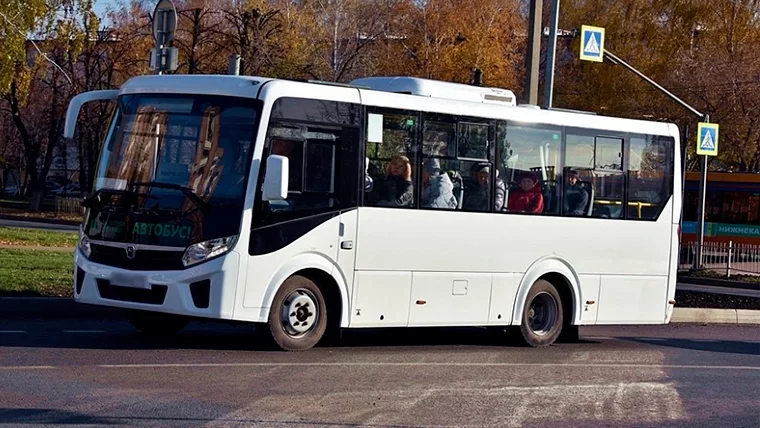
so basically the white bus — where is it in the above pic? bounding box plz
[64,74,681,351]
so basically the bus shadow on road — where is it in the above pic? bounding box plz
[0,322,602,352]
[0,408,116,425]
[329,326,601,350]
[617,336,759,356]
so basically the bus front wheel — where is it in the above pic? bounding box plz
[518,279,564,347]
[266,275,327,351]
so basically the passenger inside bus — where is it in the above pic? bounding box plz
[563,169,590,216]
[421,158,458,209]
[507,171,544,214]
[374,154,414,207]
[462,162,506,212]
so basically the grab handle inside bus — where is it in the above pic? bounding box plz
[262,155,289,201]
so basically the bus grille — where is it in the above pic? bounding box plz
[96,279,168,305]
[89,244,185,271]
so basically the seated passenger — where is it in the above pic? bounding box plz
[421,158,457,209]
[563,170,589,216]
[507,172,544,214]
[375,155,414,207]
[463,162,506,212]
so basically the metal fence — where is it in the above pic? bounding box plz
[679,241,760,276]
[55,196,85,216]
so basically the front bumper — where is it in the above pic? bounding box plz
[73,247,240,320]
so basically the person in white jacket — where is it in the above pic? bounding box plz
[421,158,457,209]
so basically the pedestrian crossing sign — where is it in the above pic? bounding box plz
[696,122,719,156]
[580,25,605,62]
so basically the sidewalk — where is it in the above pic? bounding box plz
[677,283,760,298]
[0,215,80,231]
[677,273,759,291]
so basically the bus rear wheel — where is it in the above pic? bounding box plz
[128,310,189,336]
[266,275,327,351]
[518,279,563,347]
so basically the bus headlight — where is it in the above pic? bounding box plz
[182,235,238,267]
[79,230,91,258]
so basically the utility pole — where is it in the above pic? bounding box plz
[694,115,710,268]
[523,0,542,105]
[543,0,561,109]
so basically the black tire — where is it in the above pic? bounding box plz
[128,310,189,336]
[266,275,327,351]
[518,279,564,347]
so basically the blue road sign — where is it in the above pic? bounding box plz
[696,122,719,156]
[580,25,605,62]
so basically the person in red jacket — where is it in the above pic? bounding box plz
[507,172,544,214]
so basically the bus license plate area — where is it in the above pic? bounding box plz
[109,272,151,289]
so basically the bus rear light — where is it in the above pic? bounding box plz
[669,300,676,305]
[585,300,595,305]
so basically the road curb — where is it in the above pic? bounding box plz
[670,307,760,324]
[1,297,758,324]
[0,214,81,227]
[0,297,126,320]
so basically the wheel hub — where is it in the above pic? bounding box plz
[281,289,318,337]
[528,292,557,335]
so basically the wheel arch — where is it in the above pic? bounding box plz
[258,252,350,328]
[511,256,582,326]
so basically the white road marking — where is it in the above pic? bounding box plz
[62,330,106,333]
[0,330,27,334]
[205,381,685,428]
[89,362,760,370]
[0,366,55,370]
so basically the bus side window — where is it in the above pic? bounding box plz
[628,135,674,220]
[421,113,458,210]
[498,122,561,215]
[364,109,418,209]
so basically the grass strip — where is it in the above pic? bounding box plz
[0,227,77,248]
[0,248,73,297]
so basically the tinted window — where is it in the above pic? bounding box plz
[270,97,359,125]
[254,99,361,229]
[266,123,340,215]
[628,134,674,220]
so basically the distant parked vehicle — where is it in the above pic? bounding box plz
[51,184,83,197]
[2,185,20,197]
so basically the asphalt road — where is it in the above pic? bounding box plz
[0,218,78,232]
[0,320,757,428]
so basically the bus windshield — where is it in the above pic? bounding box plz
[83,93,261,247]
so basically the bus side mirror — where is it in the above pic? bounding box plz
[64,90,119,138]
[262,155,289,201]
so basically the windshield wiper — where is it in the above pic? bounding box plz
[128,181,211,212]
[81,187,157,209]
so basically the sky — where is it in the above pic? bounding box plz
[91,0,129,29]
[92,0,115,28]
